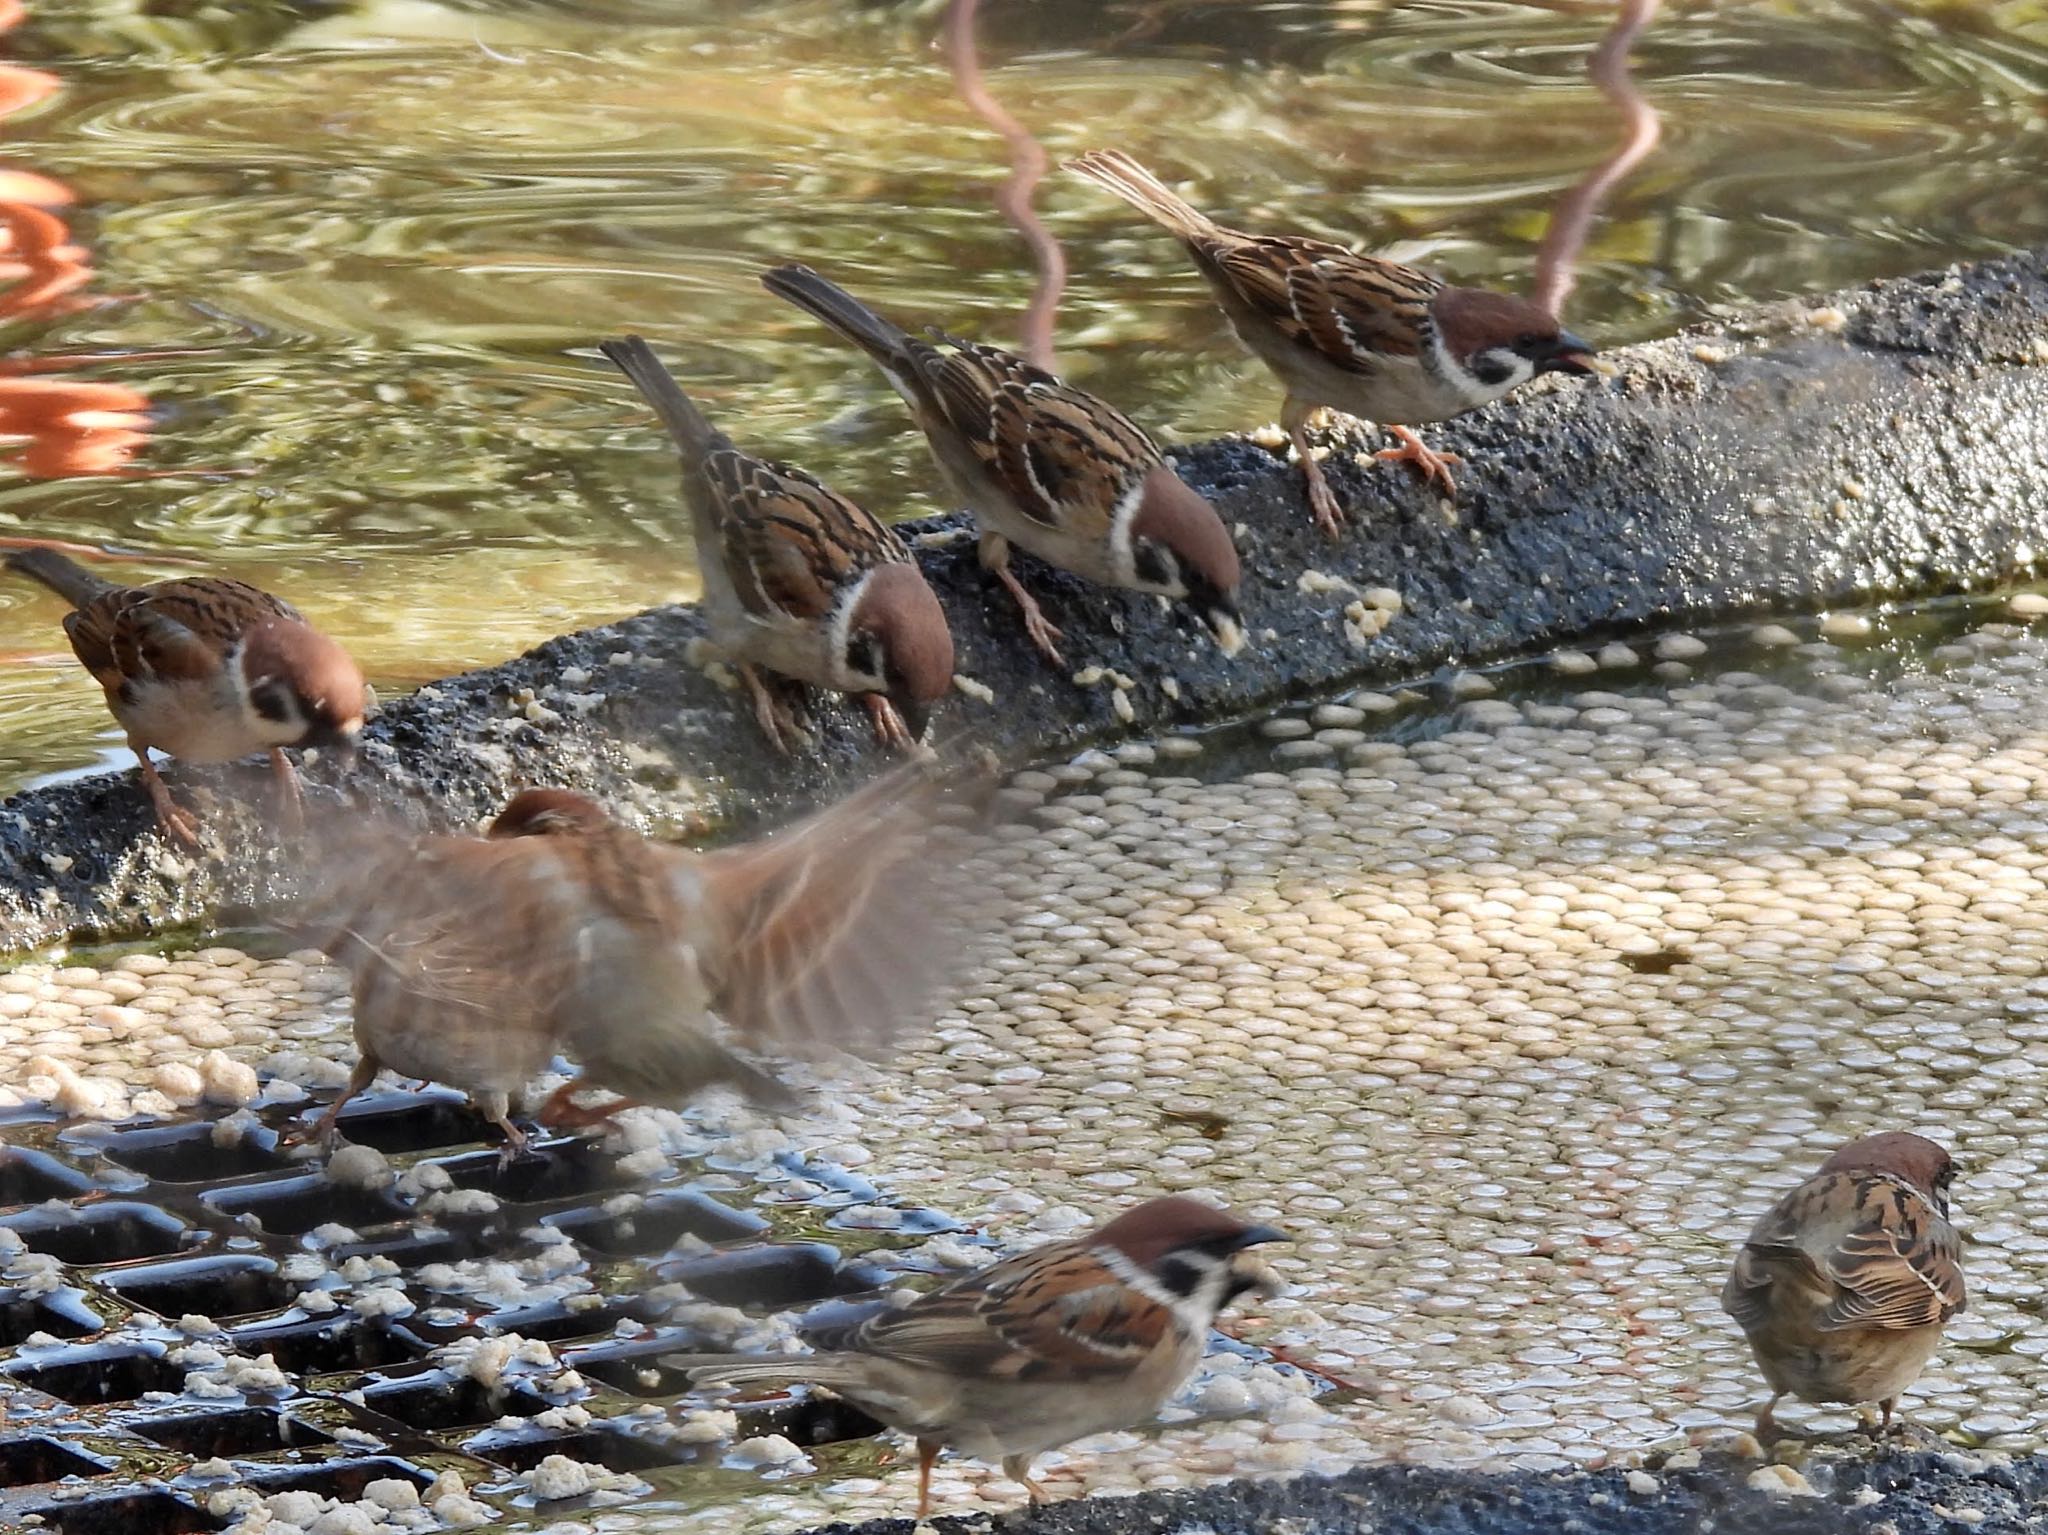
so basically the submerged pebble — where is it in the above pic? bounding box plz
[9,613,2048,1532]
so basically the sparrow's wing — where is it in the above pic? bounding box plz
[925,340,1158,536]
[703,449,905,626]
[70,576,302,691]
[1819,1179,1967,1330]
[1209,235,1440,373]
[691,764,996,1057]
[846,1240,1175,1383]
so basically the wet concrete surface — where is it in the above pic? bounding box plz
[4,248,2048,947]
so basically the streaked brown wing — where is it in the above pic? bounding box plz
[927,341,1157,533]
[693,765,996,1058]
[852,1242,1172,1383]
[1821,1181,1966,1330]
[83,577,298,688]
[702,449,904,624]
[1212,236,1439,372]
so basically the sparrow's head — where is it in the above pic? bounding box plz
[1094,1196,1286,1318]
[1821,1131,1956,1214]
[844,560,955,743]
[1434,287,1597,402]
[240,619,368,761]
[1126,466,1245,656]
[490,788,612,839]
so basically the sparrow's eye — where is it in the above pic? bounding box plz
[1132,538,1177,590]
[1516,332,1546,351]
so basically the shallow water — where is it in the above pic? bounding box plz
[10,596,2048,1530]
[0,0,2045,790]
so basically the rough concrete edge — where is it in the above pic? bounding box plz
[788,1444,2048,1535]
[3,246,2046,947]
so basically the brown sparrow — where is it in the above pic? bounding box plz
[295,769,984,1156]
[760,263,1242,665]
[4,546,366,844]
[667,1196,1284,1516]
[599,336,954,754]
[1722,1131,1965,1437]
[1065,149,1597,535]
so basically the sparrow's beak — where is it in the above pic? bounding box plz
[1539,331,1599,377]
[888,687,932,745]
[304,718,362,766]
[1233,1223,1288,1250]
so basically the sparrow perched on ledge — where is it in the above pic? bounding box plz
[1721,1131,1965,1438]
[599,336,953,755]
[4,546,366,844]
[760,263,1242,666]
[667,1196,1284,1517]
[1065,149,1597,535]
[296,769,989,1155]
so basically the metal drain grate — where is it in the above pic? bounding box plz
[0,1088,960,1531]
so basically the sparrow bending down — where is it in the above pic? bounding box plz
[1065,149,1597,535]
[599,336,954,755]
[4,546,366,844]
[1721,1131,1965,1438]
[667,1196,1284,1517]
[760,263,1242,666]
[292,767,994,1155]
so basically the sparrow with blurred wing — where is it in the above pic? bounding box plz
[666,1196,1284,1516]
[760,263,1242,665]
[4,547,366,844]
[1066,149,1597,535]
[293,767,992,1156]
[1722,1131,1965,1437]
[599,336,953,754]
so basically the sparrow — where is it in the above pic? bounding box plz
[292,768,987,1156]
[1065,149,1598,536]
[760,263,1242,666]
[4,546,366,844]
[598,335,954,755]
[667,1195,1285,1516]
[1721,1131,1965,1438]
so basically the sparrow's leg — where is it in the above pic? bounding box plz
[861,692,915,753]
[1002,1453,1048,1504]
[536,1079,640,1132]
[1375,424,1462,496]
[269,747,306,831]
[978,531,1063,664]
[294,1052,380,1150]
[915,1439,940,1519]
[1754,1391,1784,1441]
[133,747,203,846]
[1281,395,1343,538]
[1878,1397,1897,1435]
[738,663,804,755]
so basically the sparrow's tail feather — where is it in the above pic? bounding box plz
[695,762,1004,1059]
[1065,149,1217,239]
[4,546,116,609]
[599,335,726,463]
[758,263,947,419]
[663,1352,877,1395]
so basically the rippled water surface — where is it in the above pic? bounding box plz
[0,0,2044,789]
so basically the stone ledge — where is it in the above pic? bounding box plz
[3,248,2046,947]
